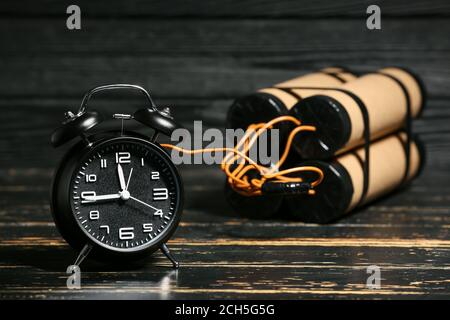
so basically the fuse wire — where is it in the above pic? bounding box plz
[161,115,324,197]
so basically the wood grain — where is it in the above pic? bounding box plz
[0,0,449,300]
[0,18,449,99]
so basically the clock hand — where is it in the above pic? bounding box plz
[117,163,126,191]
[125,167,133,191]
[82,193,121,203]
[129,195,162,215]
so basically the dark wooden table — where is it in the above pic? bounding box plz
[0,1,449,299]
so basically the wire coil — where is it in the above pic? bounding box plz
[162,115,324,197]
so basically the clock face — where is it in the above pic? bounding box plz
[69,137,182,252]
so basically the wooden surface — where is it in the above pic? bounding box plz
[0,1,449,299]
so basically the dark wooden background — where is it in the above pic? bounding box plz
[0,0,449,299]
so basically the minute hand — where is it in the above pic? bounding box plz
[129,195,162,214]
[117,164,127,191]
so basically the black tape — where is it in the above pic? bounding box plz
[285,89,302,100]
[280,87,371,205]
[262,181,312,195]
[320,71,347,83]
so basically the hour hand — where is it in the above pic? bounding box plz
[81,193,121,203]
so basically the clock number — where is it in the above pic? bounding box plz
[143,223,153,233]
[119,227,135,240]
[81,191,96,203]
[100,225,110,234]
[85,174,97,183]
[89,210,99,220]
[100,159,107,168]
[151,171,160,180]
[153,188,168,201]
[115,152,131,164]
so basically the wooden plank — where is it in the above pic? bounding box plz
[2,18,449,57]
[0,203,448,299]
[0,18,449,98]
[1,240,449,268]
[1,0,450,17]
[0,242,448,299]
[0,267,448,299]
[1,186,447,300]
[1,220,450,244]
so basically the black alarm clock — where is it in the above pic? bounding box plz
[50,84,183,268]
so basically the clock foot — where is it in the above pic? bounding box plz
[73,243,93,267]
[160,243,179,269]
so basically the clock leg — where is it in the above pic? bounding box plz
[73,243,93,267]
[160,243,179,269]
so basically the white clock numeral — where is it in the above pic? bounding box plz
[100,225,110,234]
[154,209,163,218]
[89,210,99,220]
[85,174,97,183]
[143,223,153,233]
[81,191,96,203]
[119,227,135,240]
[100,159,107,168]
[151,171,160,180]
[153,188,168,201]
[115,152,131,164]
[141,158,145,167]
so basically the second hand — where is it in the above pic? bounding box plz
[129,195,162,214]
[126,167,134,191]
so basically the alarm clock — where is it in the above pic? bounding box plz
[50,84,183,268]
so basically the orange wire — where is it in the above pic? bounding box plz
[161,115,324,197]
